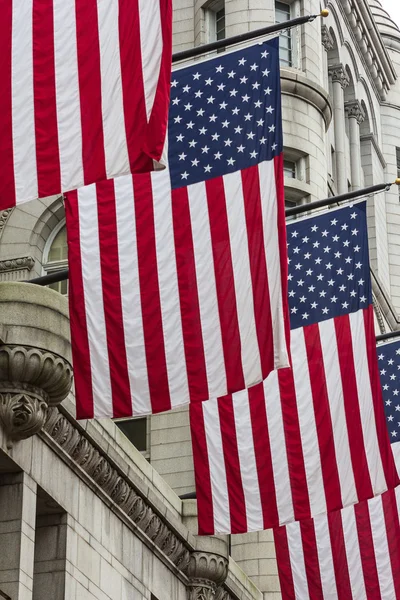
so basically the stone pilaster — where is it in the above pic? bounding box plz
[345,100,365,190]
[328,64,350,194]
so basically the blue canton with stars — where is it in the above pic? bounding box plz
[286,203,372,330]
[378,340,400,445]
[168,38,282,190]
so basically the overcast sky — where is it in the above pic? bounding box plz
[380,0,400,29]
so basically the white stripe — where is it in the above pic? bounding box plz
[395,485,400,519]
[291,328,326,517]
[114,176,151,414]
[258,160,289,370]
[342,505,367,600]
[349,310,387,494]
[11,0,38,203]
[369,495,395,598]
[313,514,338,598]
[53,0,84,191]
[138,0,162,121]
[392,441,400,478]
[77,185,113,418]
[97,0,130,179]
[232,391,263,531]
[318,319,357,507]
[263,370,294,524]
[187,181,226,398]
[286,521,309,600]
[202,399,231,533]
[151,170,190,408]
[223,170,262,386]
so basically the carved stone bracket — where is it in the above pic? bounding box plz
[328,64,350,89]
[0,256,35,273]
[42,408,191,573]
[345,100,365,125]
[0,345,73,445]
[186,551,229,600]
[321,24,334,52]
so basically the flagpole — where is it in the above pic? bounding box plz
[172,10,329,64]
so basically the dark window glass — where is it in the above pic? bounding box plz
[275,1,292,67]
[115,418,147,452]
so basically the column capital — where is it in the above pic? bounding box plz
[328,64,350,88]
[321,25,334,52]
[186,549,228,600]
[345,100,365,124]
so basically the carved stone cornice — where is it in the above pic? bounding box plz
[0,256,35,273]
[328,64,350,89]
[214,588,232,600]
[42,408,191,573]
[186,551,229,600]
[345,100,365,124]
[0,345,73,444]
[321,24,334,51]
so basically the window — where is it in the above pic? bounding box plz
[42,221,68,296]
[115,417,148,456]
[275,1,292,67]
[204,0,225,43]
[284,160,296,179]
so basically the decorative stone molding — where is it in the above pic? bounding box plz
[280,68,333,130]
[186,551,229,600]
[0,209,13,241]
[345,100,365,124]
[0,345,73,444]
[328,64,350,89]
[373,292,386,335]
[0,256,35,273]
[42,407,191,573]
[214,588,232,600]
[321,24,334,52]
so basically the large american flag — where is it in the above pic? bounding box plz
[274,339,400,600]
[0,0,172,209]
[65,39,290,419]
[190,203,399,535]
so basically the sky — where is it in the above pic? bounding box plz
[380,0,400,29]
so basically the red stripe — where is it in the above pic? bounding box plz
[96,180,132,417]
[335,313,373,500]
[133,173,171,413]
[171,186,208,403]
[64,191,94,419]
[328,510,353,599]
[218,395,247,533]
[364,307,400,489]
[303,323,342,513]
[274,154,290,351]
[273,526,296,600]
[299,520,324,599]
[241,166,274,378]
[206,177,245,393]
[142,0,172,163]
[354,500,382,600]
[279,367,311,521]
[0,0,16,208]
[33,0,61,198]
[119,0,153,172]
[189,402,215,535]
[75,0,106,185]
[248,383,279,528]
[382,489,400,599]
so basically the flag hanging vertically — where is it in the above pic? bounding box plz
[190,203,399,535]
[0,0,172,210]
[65,39,290,419]
[274,338,400,600]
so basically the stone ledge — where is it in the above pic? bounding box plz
[280,68,333,130]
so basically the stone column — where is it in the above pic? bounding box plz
[186,538,228,600]
[0,283,72,448]
[328,64,350,195]
[0,472,37,600]
[345,100,365,190]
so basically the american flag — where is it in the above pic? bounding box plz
[190,203,399,535]
[274,339,400,600]
[65,39,290,419]
[0,0,172,209]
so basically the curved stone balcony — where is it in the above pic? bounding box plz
[0,282,73,446]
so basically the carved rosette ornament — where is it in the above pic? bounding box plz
[0,345,73,445]
[186,551,229,600]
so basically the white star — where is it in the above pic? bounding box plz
[199,127,207,135]
[215,65,224,73]
[293,247,300,254]
[224,139,233,147]
[254,100,262,108]
[350,290,357,297]
[244,113,252,121]
[197,108,205,116]
[347,274,354,281]
[217,83,225,91]
[302,312,309,320]
[186,121,194,130]
[325,262,332,269]
[358,279,364,286]
[195,90,203,98]
[209,114,217,123]
[222,120,230,128]
[266,106,274,113]
[388,415,394,421]
[171,80,178,87]
[355,262,362,269]
[311,225,318,232]
[311,302,318,309]
[183,84,191,93]
[242,94,250,102]
[299,296,306,303]
[269,124,276,132]
[214,152,222,159]
[291,231,299,237]
[350,211,357,219]
[240,76,248,84]
[262,68,270,76]
[207,96,215,104]
[337,268,344,275]
[191,159,199,167]
[334,251,341,258]
[237,145,245,153]
[204,165,212,173]
[317,274,324,281]
[232,107,240,115]
[201,146,209,153]
[188,140,197,148]
[238,58,246,66]
[252,82,260,90]
[343,240,350,247]
[228,70,236,78]
[178,152,186,161]
[320,290,327,298]
[227,157,236,166]
[392,431,398,437]
[220,101,227,109]
[360,295,367,302]
[291,306,298,314]
[331,296,338,303]
[230,89,238,97]
[322,307,329,314]
[288,290,296,297]
[331,218,338,226]
[342,301,349,309]
[271,143,277,150]
[193,72,201,80]
[339,285,346,292]
[297,279,304,287]
[211,133,220,141]
[345,257,352,264]
[174,116,182,123]
[332,235,339,242]
[260,137,267,145]
[379,354,384,360]
[308,285,315,292]
[181,172,189,180]
[323,246,331,253]
[322,230,329,237]
[315,257,322,264]
[172,98,180,105]
[261,50,269,58]
[247,132,255,140]
[205,78,213,85]
[264,87,272,95]
[250,63,258,71]
[386,399,392,406]
[176,134,184,142]
[341,223,348,230]
[184,103,193,111]
[250,150,257,158]
[351,228,359,236]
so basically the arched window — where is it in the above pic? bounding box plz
[42,220,68,295]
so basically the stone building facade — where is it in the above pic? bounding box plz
[1,1,400,599]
